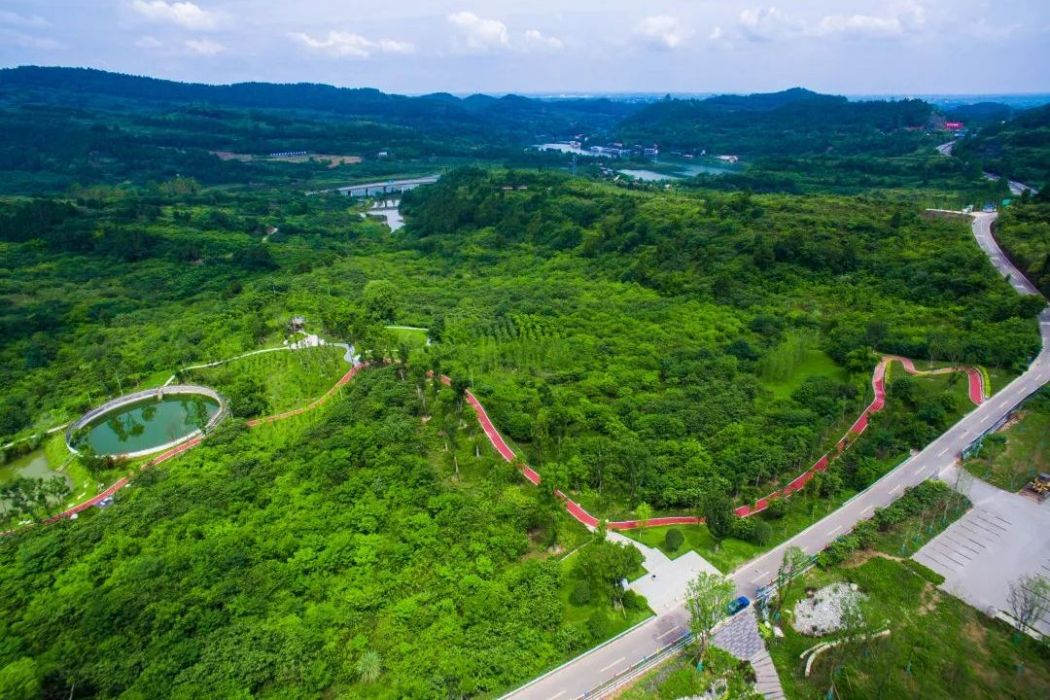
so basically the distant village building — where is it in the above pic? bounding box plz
[717,155,739,164]
[270,151,310,158]
[289,316,306,332]
[945,121,965,131]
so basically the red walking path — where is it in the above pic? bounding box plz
[13,354,981,535]
[449,355,984,531]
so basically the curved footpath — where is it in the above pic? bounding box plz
[501,212,1050,700]
[4,281,990,538]
[457,356,984,531]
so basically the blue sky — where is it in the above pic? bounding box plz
[1,1,1047,94]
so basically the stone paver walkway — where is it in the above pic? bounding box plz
[713,608,785,700]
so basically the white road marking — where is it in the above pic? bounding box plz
[750,571,769,585]
[548,692,566,700]
[656,626,682,641]
[827,526,843,537]
[861,506,874,517]
[937,446,951,456]
[600,657,626,673]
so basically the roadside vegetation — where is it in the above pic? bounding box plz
[963,387,1050,492]
[617,646,761,700]
[766,482,1050,700]
[993,190,1050,297]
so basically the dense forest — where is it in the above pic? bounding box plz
[1,69,1048,699]
[954,103,1050,189]
[617,88,935,156]
[994,189,1050,296]
[397,169,1040,514]
[0,367,651,698]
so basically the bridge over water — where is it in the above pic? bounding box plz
[310,175,441,197]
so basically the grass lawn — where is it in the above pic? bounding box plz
[767,484,1050,700]
[769,556,1050,700]
[886,359,976,408]
[185,345,350,414]
[985,366,1020,394]
[559,547,652,631]
[617,647,760,700]
[758,349,849,401]
[385,325,429,349]
[963,389,1050,491]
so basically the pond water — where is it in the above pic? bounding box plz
[370,199,404,231]
[74,394,220,456]
[618,169,678,181]
[0,449,70,486]
[618,163,734,181]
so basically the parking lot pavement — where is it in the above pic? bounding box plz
[913,466,1050,635]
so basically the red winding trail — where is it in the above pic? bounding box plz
[449,355,985,531]
[14,355,982,535]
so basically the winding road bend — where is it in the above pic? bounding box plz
[500,213,1050,700]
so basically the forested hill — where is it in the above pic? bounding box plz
[0,66,638,136]
[954,103,1050,189]
[617,88,934,156]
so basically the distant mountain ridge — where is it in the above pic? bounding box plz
[0,66,638,133]
[617,87,933,156]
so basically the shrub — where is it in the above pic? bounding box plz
[586,609,612,641]
[664,528,685,552]
[819,535,859,567]
[751,519,773,545]
[569,581,593,606]
[731,516,756,542]
[621,589,646,611]
[763,497,788,520]
[731,516,772,545]
[853,520,878,549]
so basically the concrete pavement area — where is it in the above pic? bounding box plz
[608,531,721,614]
[913,465,1050,636]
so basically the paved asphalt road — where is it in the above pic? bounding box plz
[502,213,1050,700]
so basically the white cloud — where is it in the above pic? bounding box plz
[184,38,225,55]
[736,3,928,43]
[2,29,62,50]
[288,31,414,59]
[0,10,49,28]
[815,14,904,38]
[815,3,925,39]
[737,7,802,42]
[135,35,164,49]
[130,1,218,30]
[447,11,510,53]
[523,29,564,51]
[635,15,692,50]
